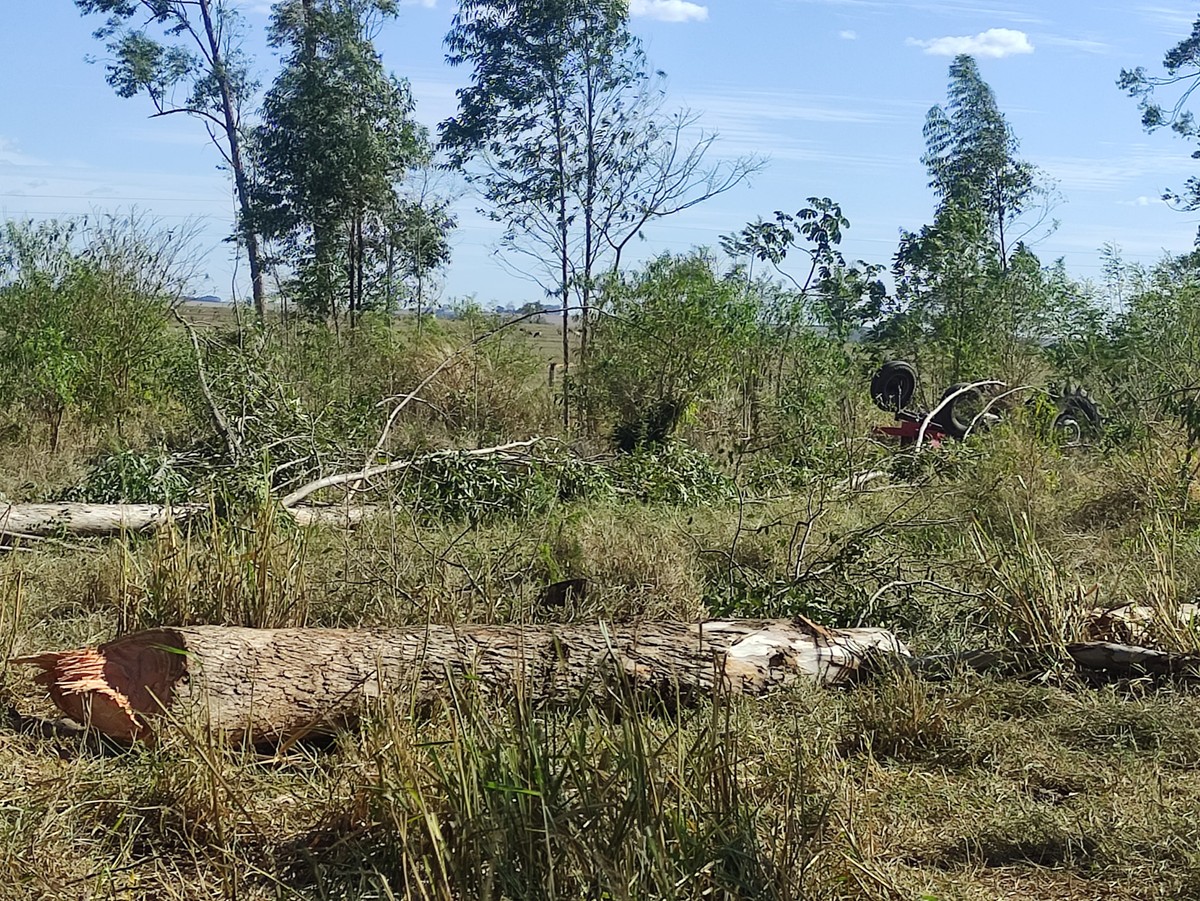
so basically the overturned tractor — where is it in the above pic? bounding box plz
[869,361,1102,445]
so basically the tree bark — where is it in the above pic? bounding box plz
[199,0,266,320]
[13,620,908,744]
[0,503,375,538]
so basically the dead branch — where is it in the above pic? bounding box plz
[280,438,546,509]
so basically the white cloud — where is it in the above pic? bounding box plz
[1118,195,1168,206]
[907,27,1034,58]
[400,0,437,6]
[683,88,899,126]
[629,0,709,23]
[1138,5,1196,33]
[670,88,905,167]
[839,29,858,40]
[789,0,1043,24]
[1041,145,1194,193]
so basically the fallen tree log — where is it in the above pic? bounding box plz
[1066,641,1200,678]
[0,502,377,538]
[0,502,198,537]
[906,641,1200,680]
[13,620,908,744]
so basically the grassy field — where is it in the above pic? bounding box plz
[5,319,1200,901]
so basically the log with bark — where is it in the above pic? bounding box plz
[0,502,376,539]
[0,440,545,539]
[12,619,908,744]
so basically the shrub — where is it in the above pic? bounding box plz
[0,215,189,449]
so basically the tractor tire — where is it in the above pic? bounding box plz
[1053,384,1103,442]
[932,383,986,440]
[871,361,917,413]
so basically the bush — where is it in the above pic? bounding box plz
[583,251,760,450]
[0,215,189,449]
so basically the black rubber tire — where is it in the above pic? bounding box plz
[932,383,985,440]
[1053,384,1103,440]
[871,361,917,413]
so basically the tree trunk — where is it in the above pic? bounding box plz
[0,502,375,538]
[199,0,266,320]
[14,620,908,744]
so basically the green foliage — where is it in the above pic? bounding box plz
[441,0,647,312]
[76,0,256,118]
[63,449,194,504]
[721,197,886,342]
[377,446,728,525]
[442,0,758,380]
[75,0,268,316]
[611,444,731,506]
[161,314,557,500]
[1106,261,1200,442]
[252,0,444,323]
[1120,16,1200,231]
[922,54,1042,251]
[874,56,1063,387]
[0,216,184,449]
[584,251,759,445]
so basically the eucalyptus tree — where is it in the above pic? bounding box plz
[251,0,435,325]
[75,0,267,319]
[922,54,1045,267]
[440,0,759,424]
[885,54,1055,381]
[1120,15,1200,238]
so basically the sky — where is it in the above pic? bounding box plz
[3,0,1200,306]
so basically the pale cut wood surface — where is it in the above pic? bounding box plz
[0,502,374,538]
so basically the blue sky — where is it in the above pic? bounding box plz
[3,0,1200,305]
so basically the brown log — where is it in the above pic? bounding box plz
[908,641,1200,680]
[0,502,377,538]
[1066,641,1200,678]
[13,620,908,744]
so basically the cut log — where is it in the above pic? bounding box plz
[1066,641,1200,678]
[0,502,202,537]
[0,502,377,538]
[908,641,1200,681]
[13,620,908,744]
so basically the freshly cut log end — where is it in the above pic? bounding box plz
[13,629,186,743]
[13,620,909,745]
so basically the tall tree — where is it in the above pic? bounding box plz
[440,0,759,425]
[1120,16,1200,239]
[881,55,1054,381]
[76,0,268,319]
[251,0,438,325]
[922,54,1043,267]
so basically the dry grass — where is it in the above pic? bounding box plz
[7,361,1200,898]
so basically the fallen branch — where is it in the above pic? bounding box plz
[363,307,563,475]
[13,620,909,744]
[907,641,1200,681]
[915,379,1004,450]
[279,438,546,509]
[173,309,241,462]
[1066,641,1200,678]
